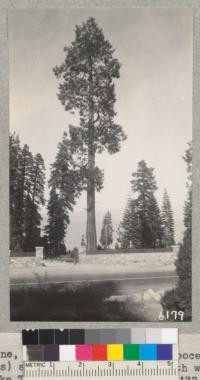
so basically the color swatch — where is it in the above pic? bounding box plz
[23,343,175,362]
[22,328,177,345]
[22,328,178,364]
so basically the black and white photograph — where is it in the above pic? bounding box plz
[9,8,192,321]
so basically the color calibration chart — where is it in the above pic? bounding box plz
[22,328,179,380]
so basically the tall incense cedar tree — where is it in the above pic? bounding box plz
[161,143,192,320]
[161,189,175,247]
[53,17,126,253]
[100,211,113,249]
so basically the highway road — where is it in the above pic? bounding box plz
[10,268,178,321]
[10,267,178,287]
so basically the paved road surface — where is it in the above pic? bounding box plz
[10,268,178,321]
[10,267,178,287]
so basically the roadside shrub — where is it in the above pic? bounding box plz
[161,228,192,321]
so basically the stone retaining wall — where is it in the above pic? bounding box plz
[78,251,176,266]
[10,250,177,269]
[10,257,37,268]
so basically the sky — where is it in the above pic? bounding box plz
[9,8,193,247]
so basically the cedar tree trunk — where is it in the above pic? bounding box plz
[86,144,97,253]
[86,58,97,253]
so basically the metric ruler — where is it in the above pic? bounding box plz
[23,360,178,380]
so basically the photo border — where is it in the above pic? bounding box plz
[0,0,199,332]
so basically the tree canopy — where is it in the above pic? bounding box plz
[100,211,113,249]
[53,17,126,253]
[161,189,175,247]
[10,133,45,251]
[161,142,192,321]
[45,132,84,255]
[130,160,162,248]
[118,160,164,249]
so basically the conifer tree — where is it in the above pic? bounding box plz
[23,153,45,251]
[18,144,34,248]
[10,133,45,251]
[118,198,133,249]
[45,188,68,256]
[147,194,163,248]
[100,211,113,249]
[45,132,84,255]
[118,198,142,249]
[23,195,41,251]
[31,154,45,206]
[130,160,162,248]
[10,142,35,250]
[161,189,175,247]
[49,132,84,208]
[53,17,126,253]
[161,143,192,320]
[10,133,23,250]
